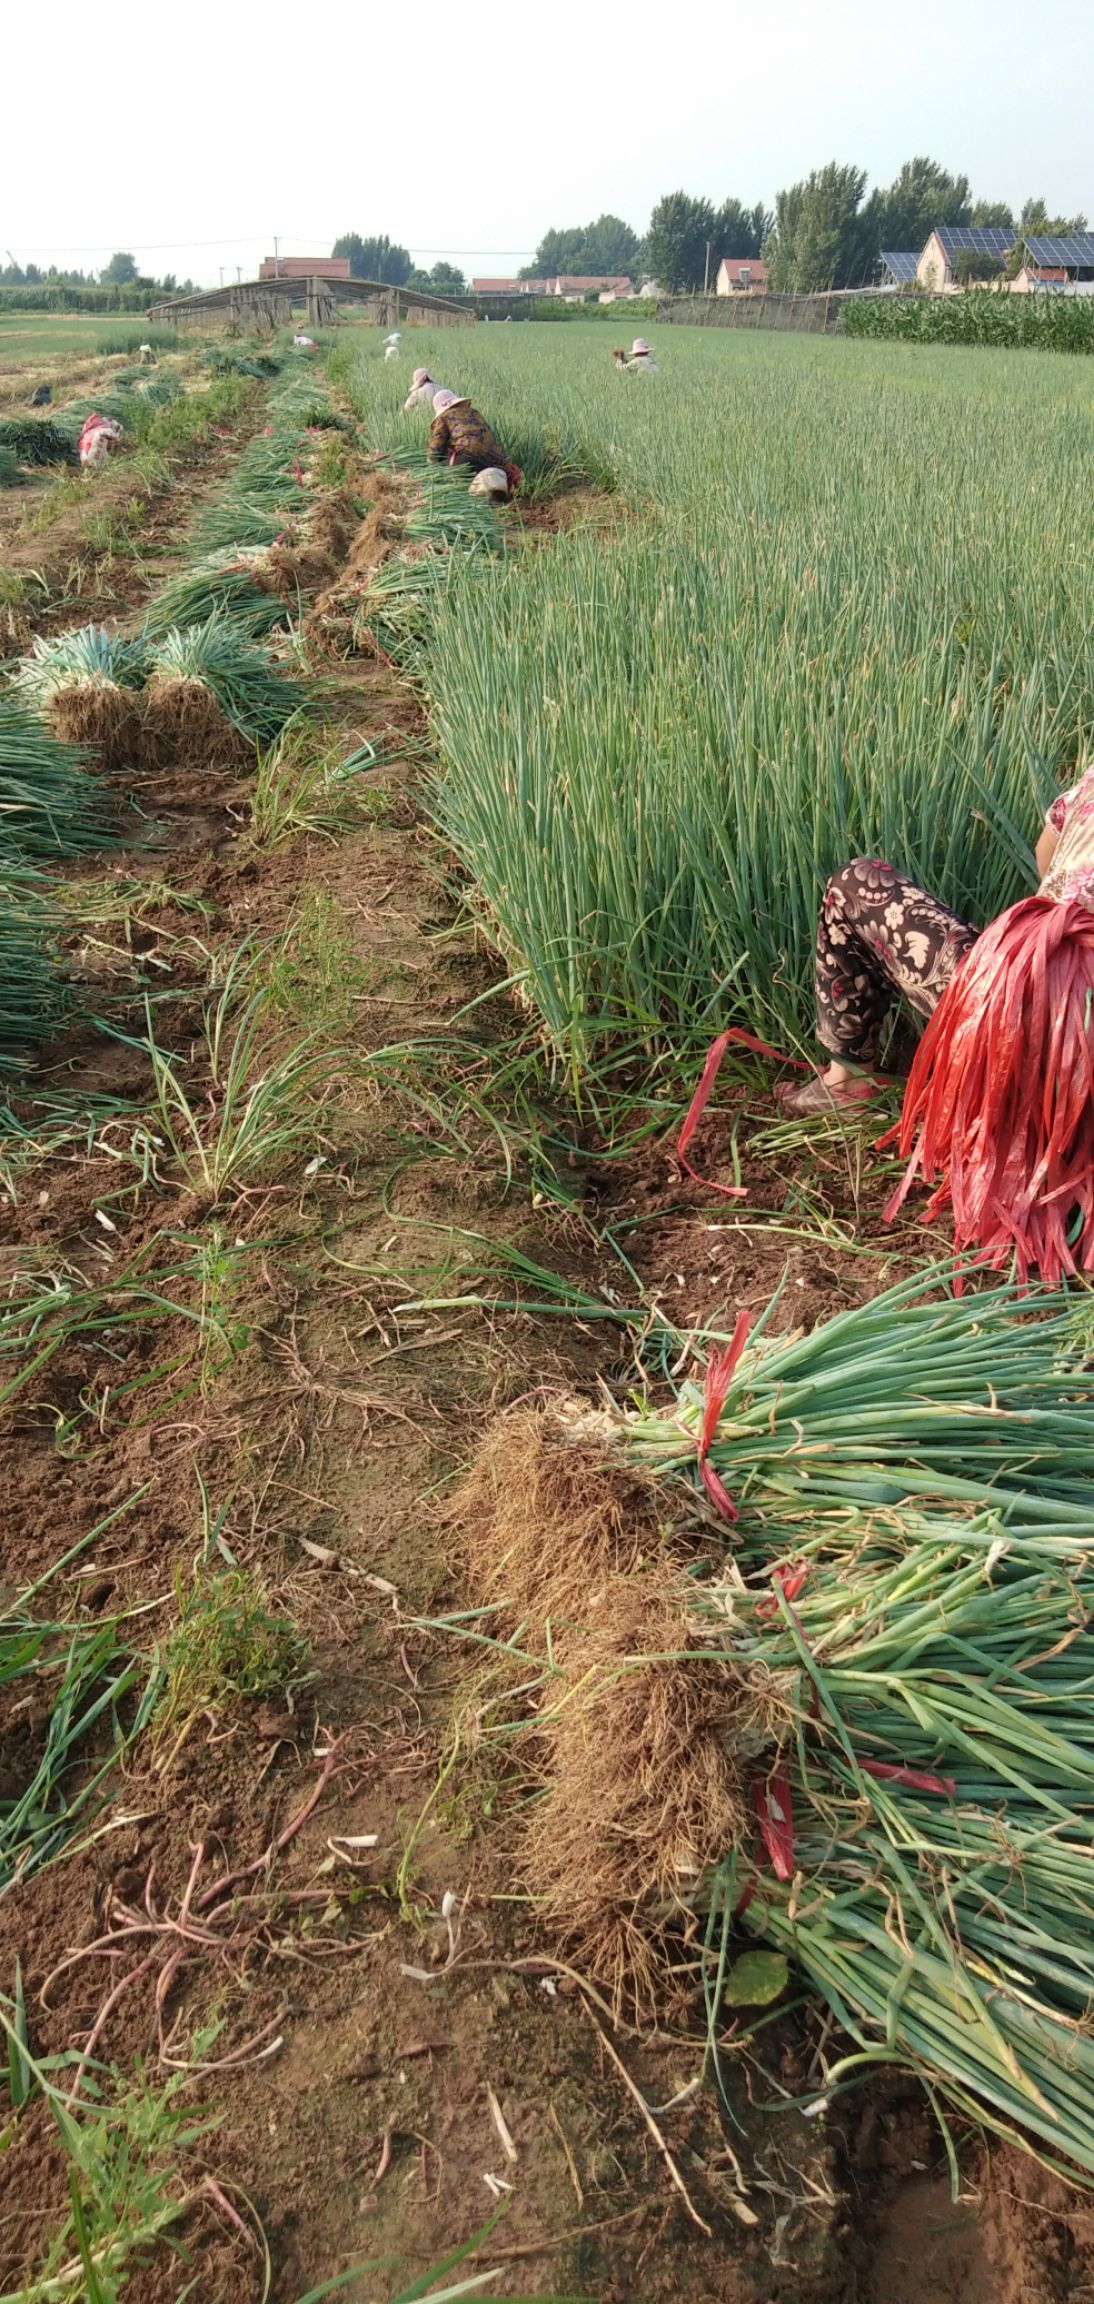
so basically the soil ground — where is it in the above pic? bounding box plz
[1,325,1090,2304]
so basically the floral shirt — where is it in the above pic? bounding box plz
[1042,764,1094,907]
[427,402,504,472]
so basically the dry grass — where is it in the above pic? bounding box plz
[454,1404,744,2011]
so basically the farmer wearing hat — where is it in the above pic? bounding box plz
[625,338,658,372]
[427,389,522,496]
[404,367,442,410]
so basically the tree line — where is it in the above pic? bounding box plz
[331,235,467,294]
[333,165,1088,303]
[1,253,196,296]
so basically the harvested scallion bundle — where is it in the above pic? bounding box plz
[142,616,307,767]
[0,415,78,468]
[694,1515,1094,2177]
[399,456,507,555]
[0,870,67,1069]
[11,625,146,766]
[617,1265,1094,1532]
[142,549,286,640]
[0,702,114,862]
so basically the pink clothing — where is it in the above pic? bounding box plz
[78,413,123,467]
[1042,765,1094,906]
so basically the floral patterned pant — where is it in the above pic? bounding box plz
[815,858,979,1062]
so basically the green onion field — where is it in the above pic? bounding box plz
[1,310,1094,2304]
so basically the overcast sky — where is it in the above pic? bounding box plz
[3,0,1090,285]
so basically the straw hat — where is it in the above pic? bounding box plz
[469,467,509,499]
[411,368,433,387]
[631,338,651,355]
[432,389,469,413]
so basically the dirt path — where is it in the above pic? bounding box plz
[3,449,1094,2304]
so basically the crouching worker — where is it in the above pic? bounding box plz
[777,857,980,1116]
[626,337,658,371]
[78,412,124,468]
[428,389,522,496]
[777,771,1094,1281]
[404,366,442,409]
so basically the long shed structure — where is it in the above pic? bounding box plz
[146,276,475,328]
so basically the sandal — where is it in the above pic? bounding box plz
[775,1073,884,1118]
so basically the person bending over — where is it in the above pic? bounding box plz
[427,389,521,495]
[778,771,1092,1116]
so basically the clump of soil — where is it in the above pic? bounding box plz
[260,536,337,602]
[139,675,249,771]
[455,1403,743,2012]
[48,679,141,768]
[305,484,360,563]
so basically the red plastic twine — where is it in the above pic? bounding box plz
[751,1767,795,1881]
[860,1759,957,1797]
[696,1312,751,1522]
[677,1028,807,1199]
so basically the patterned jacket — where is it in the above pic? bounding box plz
[427,401,504,471]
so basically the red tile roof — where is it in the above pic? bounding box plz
[553,274,633,291]
[718,257,768,284]
[259,257,352,280]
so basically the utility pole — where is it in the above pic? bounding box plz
[273,237,280,277]
[219,266,224,287]
[236,267,241,283]
[703,241,712,296]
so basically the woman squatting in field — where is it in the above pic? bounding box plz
[778,763,1094,1281]
[427,388,522,500]
[780,775,1093,1115]
[404,367,443,409]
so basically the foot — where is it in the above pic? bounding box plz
[775,1068,882,1117]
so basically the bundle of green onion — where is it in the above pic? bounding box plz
[0,869,67,1071]
[142,549,286,640]
[11,625,147,708]
[0,416,77,468]
[697,1515,1094,2176]
[56,389,137,437]
[146,616,307,746]
[191,429,310,555]
[389,451,506,555]
[10,625,146,767]
[0,703,114,864]
[0,446,22,489]
[619,1266,1094,1534]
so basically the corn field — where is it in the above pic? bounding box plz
[844,290,1094,351]
[338,325,1094,1074]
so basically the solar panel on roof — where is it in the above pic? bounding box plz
[881,251,919,282]
[935,225,1014,259]
[1023,233,1094,267]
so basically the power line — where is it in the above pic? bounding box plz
[4,233,537,257]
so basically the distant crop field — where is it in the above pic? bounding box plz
[0,315,180,372]
[0,314,114,365]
